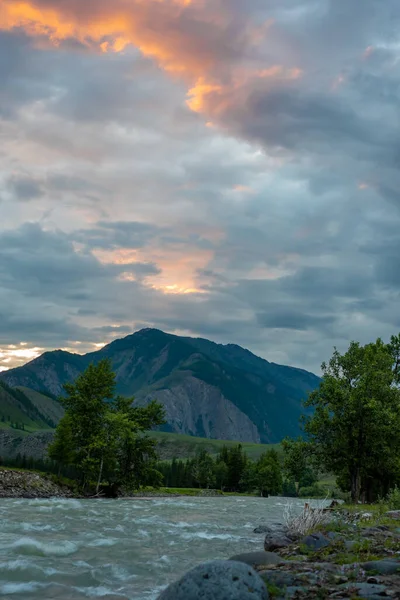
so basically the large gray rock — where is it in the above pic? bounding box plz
[362,559,400,575]
[386,510,400,519]
[254,526,273,534]
[157,560,269,600]
[264,534,292,551]
[229,551,285,568]
[340,582,388,598]
[300,532,331,550]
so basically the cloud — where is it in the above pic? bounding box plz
[1,0,400,375]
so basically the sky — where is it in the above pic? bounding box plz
[1,0,400,375]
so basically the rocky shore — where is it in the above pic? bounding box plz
[158,506,400,599]
[0,468,74,498]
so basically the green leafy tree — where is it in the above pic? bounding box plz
[51,360,165,493]
[256,449,283,497]
[214,460,229,490]
[192,449,215,489]
[282,437,314,495]
[302,336,400,502]
[48,414,75,474]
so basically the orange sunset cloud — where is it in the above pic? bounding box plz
[0,0,300,119]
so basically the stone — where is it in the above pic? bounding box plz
[264,534,292,551]
[254,526,273,534]
[344,540,357,551]
[340,582,388,598]
[386,510,400,520]
[157,560,269,600]
[301,531,331,550]
[362,559,400,575]
[260,571,298,588]
[363,526,392,537]
[229,551,285,568]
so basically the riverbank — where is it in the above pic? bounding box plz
[254,506,400,598]
[0,468,75,498]
[161,504,400,599]
[0,468,237,498]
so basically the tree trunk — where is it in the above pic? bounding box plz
[351,469,361,503]
[96,455,104,495]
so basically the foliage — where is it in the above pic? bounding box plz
[286,335,400,503]
[298,483,326,498]
[48,414,75,472]
[256,449,283,496]
[385,485,400,510]
[283,498,331,536]
[48,360,165,493]
[192,449,215,489]
[156,443,283,495]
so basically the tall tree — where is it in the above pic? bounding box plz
[192,449,215,489]
[48,414,75,474]
[50,360,165,493]
[302,337,400,502]
[256,449,283,497]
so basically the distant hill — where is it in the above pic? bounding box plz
[0,329,320,443]
[0,381,60,432]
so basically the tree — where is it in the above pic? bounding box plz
[192,449,215,489]
[214,460,229,490]
[48,414,75,474]
[51,360,165,493]
[256,449,283,497]
[282,437,313,495]
[302,336,400,502]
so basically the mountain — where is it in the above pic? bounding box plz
[0,329,320,443]
[0,380,61,431]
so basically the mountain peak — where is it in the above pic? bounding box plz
[0,330,320,443]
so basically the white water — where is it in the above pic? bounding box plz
[0,496,310,599]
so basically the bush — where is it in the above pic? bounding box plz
[386,485,400,510]
[283,499,331,536]
[298,484,326,498]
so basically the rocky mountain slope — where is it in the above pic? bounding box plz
[0,380,60,431]
[0,329,320,443]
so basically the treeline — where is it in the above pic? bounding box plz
[156,446,323,497]
[0,415,26,430]
[283,334,400,503]
[0,381,57,429]
[0,453,80,480]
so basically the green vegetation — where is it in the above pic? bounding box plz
[156,445,283,495]
[48,359,166,494]
[283,334,400,503]
[150,430,281,460]
[0,381,56,432]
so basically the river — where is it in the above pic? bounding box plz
[0,496,314,599]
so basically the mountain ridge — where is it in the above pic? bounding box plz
[0,329,320,443]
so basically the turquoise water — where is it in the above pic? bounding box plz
[0,496,309,599]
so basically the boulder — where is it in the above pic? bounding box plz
[229,551,285,568]
[254,526,273,534]
[386,510,400,520]
[340,582,388,598]
[157,560,269,600]
[264,531,293,551]
[362,559,400,575]
[300,531,331,550]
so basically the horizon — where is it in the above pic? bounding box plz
[1,0,400,375]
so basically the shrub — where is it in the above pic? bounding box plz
[283,497,332,536]
[299,484,326,498]
[386,485,400,510]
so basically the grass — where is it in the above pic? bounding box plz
[149,430,281,460]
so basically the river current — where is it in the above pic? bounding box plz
[0,496,312,600]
